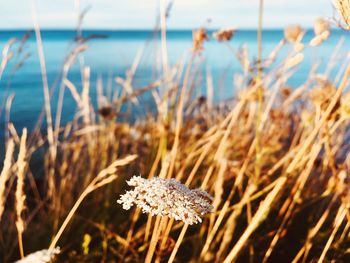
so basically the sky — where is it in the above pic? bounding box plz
[0,0,334,30]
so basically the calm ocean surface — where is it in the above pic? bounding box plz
[0,29,349,136]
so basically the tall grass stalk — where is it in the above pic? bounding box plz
[0,139,15,221]
[15,129,28,259]
[48,155,137,250]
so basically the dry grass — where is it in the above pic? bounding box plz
[15,128,28,259]
[0,139,15,222]
[0,1,350,262]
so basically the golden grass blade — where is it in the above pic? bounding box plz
[0,139,15,222]
[317,205,347,263]
[30,0,55,162]
[15,129,28,258]
[167,223,188,263]
[223,176,287,263]
[48,155,137,250]
[286,64,350,174]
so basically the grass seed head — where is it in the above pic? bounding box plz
[192,28,209,53]
[213,28,236,42]
[314,18,330,35]
[309,18,331,46]
[309,81,337,110]
[284,25,304,43]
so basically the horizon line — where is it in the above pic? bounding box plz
[0,27,343,32]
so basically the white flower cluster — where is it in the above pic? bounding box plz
[15,247,60,263]
[117,176,213,225]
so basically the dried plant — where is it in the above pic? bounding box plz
[0,139,15,222]
[284,25,304,43]
[284,52,304,69]
[340,92,350,118]
[192,28,208,53]
[334,0,350,28]
[310,18,331,46]
[314,18,330,35]
[48,155,137,250]
[15,129,28,259]
[15,247,60,263]
[0,38,17,80]
[309,81,337,111]
[118,176,213,225]
[213,28,236,42]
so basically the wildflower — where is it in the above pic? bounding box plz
[213,28,236,42]
[192,28,208,53]
[333,0,350,29]
[117,176,213,225]
[15,247,60,263]
[284,25,304,43]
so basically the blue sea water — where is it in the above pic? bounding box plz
[0,29,349,137]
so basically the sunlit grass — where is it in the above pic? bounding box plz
[1,1,350,262]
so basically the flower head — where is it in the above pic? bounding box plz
[192,28,209,53]
[117,176,213,225]
[15,247,60,263]
[213,28,236,42]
